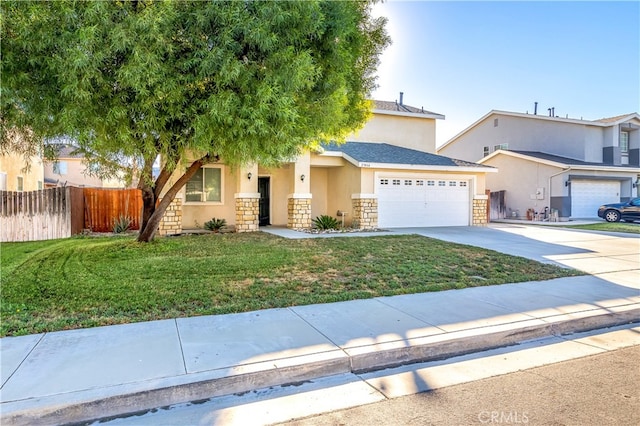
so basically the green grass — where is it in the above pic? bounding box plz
[560,222,640,234]
[0,232,584,336]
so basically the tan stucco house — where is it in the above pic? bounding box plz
[0,151,44,192]
[437,110,640,220]
[44,145,130,188]
[158,98,496,235]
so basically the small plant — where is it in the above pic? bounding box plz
[312,215,340,230]
[112,215,132,234]
[204,217,227,233]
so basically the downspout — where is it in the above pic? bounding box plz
[548,166,571,217]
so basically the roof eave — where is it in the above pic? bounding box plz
[373,108,445,120]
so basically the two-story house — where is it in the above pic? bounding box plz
[437,111,640,220]
[157,97,497,235]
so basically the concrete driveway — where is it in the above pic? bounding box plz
[395,223,640,290]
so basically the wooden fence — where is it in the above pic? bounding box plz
[83,188,142,232]
[1,187,142,242]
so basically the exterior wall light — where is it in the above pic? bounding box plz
[247,172,252,180]
[300,174,306,182]
[565,180,571,187]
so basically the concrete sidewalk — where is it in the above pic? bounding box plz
[1,224,639,425]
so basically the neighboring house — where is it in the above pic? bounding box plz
[159,97,497,235]
[0,151,44,192]
[0,129,45,191]
[437,111,640,220]
[44,145,129,188]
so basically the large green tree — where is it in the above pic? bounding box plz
[1,0,389,241]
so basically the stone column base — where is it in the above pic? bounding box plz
[472,197,488,226]
[287,196,312,230]
[352,195,378,229]
[235,194,260,233]
[157,197,183,236]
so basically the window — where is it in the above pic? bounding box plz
[392,179,401,185]
[416,180,424,186]
[449,181,457,186]
[427,180,435,186]
[494,143,508,151]
[438,181,446,186]
[53,161,68,175]
[483,146,490,157]
[404,180,412,186]
[186,167,222,202]
[38,181,43,190]
[494,118,499,127]
[460,181,467,187]
[380,179,389,185]
[17,176,24,192]
[620,132,629,153]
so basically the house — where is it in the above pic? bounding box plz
[157,97,496,235]
[44,145,130,188]
[0,129,44,192]
[437,111,640,220]
[0,151,44,192]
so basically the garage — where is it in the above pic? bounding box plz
[377,177,470,227]
[571,180,620,218]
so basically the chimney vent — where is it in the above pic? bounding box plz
[534,102,538,115]
[399,92,404,106]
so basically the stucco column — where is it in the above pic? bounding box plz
[234,163,260,232]
[287,153,312,230]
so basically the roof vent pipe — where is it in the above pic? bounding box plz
[534,102,538,115]
[399,92,404,106]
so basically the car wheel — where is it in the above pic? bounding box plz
[604,210,621,222]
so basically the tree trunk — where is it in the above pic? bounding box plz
[137,154,212,242]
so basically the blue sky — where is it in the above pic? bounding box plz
[371,1,640,146]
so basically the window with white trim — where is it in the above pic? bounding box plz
[483,146,490,157]
[416,180,424,186]
[460,181,467,187]
[494,143,508,151]
[392,179,401,185]
[427,180,435,186]
[404,180,412,185]
[17,176,24,192]
[186,167,222,203]
[380,179,389,185]
[620,132,629,153]
[438,181,446,186]
[449,181,456,186]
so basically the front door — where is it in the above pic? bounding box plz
[258,177,270,226]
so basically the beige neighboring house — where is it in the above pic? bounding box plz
[437,110,640,220]
[158,97,496,235]
[44,145,129,188]
[0,151,44,192]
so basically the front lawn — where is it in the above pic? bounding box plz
[561,222,640,234]
[1,232,583,336]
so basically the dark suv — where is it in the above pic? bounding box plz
[597,197,640,222]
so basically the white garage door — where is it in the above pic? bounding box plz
[377,177,470,227]
[571,180,620,218]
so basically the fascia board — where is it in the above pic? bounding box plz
[358,162,496,173]
[372,108,445,120]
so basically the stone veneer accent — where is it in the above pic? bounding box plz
[287,197,312,229]
[352,197,378,229]
[235,196,259,233]
[472,197,488,226]
[157,197,182,236]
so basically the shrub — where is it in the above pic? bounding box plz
[312,215,340,230]
[204,217,227,232]
[112,215,132,234]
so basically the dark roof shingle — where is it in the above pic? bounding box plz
[322,142,490,168]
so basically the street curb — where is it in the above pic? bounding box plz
[3,304,639,426]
